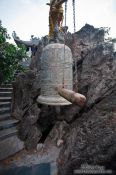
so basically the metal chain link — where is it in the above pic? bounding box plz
[65,0,67,28]
[72,0,78,91]
[72,0,76,33]
[62,0,68,87]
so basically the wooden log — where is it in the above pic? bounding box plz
[56,87,86,107]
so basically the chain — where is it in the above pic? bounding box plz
[72,0,76,33]
[65,0,67,28]
[72,0,78,91]
[62,0,67,88]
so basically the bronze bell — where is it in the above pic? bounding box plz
[37,43,73,106]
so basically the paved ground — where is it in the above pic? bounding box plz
[0,143,60,175]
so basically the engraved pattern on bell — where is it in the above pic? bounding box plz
[37,43,73,105]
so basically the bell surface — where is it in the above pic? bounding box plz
[37,43,73,106]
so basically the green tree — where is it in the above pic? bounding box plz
[0,21,27,84]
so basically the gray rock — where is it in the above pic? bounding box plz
[29,42,43,71]
[56,105,80,123]
[58,88,116,174]
[18,104,41,149]
[78,43,115,107]
[57,28,116,175]
[25,125,42,150]
[45,121,70,146]
[12,70,41,149]
[12,70,40,120]
[26,104,40,125]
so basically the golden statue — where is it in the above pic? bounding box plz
[47,0,67,37]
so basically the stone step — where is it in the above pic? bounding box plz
[0,102,11,108]
[0,91,12,97]
[0,113,11,121]
[0,119,19,130]
[0,84,12,88]
[0,107,11,115]
[0,87,13,92]
[0,134,24,160]
[0,126,18,140]
[0,97,12,102]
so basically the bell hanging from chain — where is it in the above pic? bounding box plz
[37,43,73,106]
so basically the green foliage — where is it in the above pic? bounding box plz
[0,22,27,84]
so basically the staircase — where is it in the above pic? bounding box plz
[0,84,24,161]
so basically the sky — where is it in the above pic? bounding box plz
[0,0,116,42]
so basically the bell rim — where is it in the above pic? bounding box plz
[37,95,72,106]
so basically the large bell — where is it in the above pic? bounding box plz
[37,43,73,106]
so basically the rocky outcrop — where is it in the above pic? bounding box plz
[12,70,57,149]
[58,38,116,174]
[29,42,43,71]
[12,70,40,120]
[12,70,41,149]
[45,121,70,146]
[12,24,116,174]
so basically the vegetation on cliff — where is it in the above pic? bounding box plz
[0,21,27,84]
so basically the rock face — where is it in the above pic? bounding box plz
[12,70,41,149]
[45,121,70,146]
[57,26,116,174]
[12,24,116,173]
[12,70,58,149]
[29,42,43,71]
[12,70,40,120]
